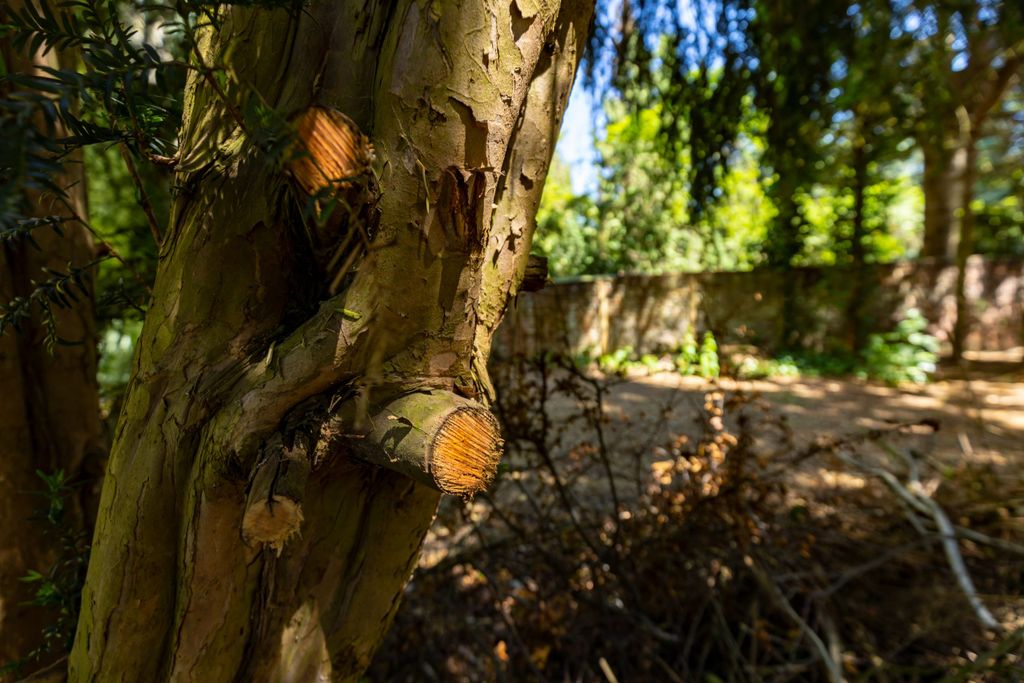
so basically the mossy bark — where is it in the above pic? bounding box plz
[68,1,594,681]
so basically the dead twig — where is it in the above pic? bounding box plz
[836,445,1002,632]
[746,556,845,683]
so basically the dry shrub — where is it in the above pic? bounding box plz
[368,354,1024,682]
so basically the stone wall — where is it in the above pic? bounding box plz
[493,257,1024,358]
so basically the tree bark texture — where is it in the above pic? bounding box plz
[68,1,593,681]
[0,15,104,675]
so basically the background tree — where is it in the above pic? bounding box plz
[906,0,1023,262]
[0,4,105,671]
[533,97,769,276]
[592,0,853,346]
[830,0,917,351]
[533,154,597,275]
[591,99,696,273]
[895,0,1023,357]
[541,0,1021,354]
[972,81,1024,257]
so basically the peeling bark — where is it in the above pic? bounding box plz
[68,1,595,681]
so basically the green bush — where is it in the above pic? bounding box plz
[672,331,699,374]
[672,330,720,378]
[859,308,939,384]
[596,346,635,375]
[734,309,939,384]
[571,329,723,381]
[698,331,720,379]
[735,355,803,379]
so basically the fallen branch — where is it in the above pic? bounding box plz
[746,556,844,683]
[836,446,1002,632]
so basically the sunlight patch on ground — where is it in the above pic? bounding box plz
[624,370,1024,473]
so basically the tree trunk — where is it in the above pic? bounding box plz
[921,134,971,262]
[766,175,801,350]
[0,18,104,677]
[927,53,1021,358]
[67,2,593,681]
[952,132,979,360]
[846,134,869,353]
[920,126,976,361]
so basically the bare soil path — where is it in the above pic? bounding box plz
[487,350,1024,519]
[612,354,1024,469]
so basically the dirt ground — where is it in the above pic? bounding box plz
[400,353,1024,681]
[424,349,1024,563]
[597,349,1024,468]
[478,348,1024,523]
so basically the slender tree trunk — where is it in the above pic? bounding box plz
[936,56,1021,359]
[0,18,104,677]
[921,134,971,262]
[952,132,979,360]
[68,2,593,681]
[846,134,869,353]
[766,175,801,350]
[920,55,1019,264]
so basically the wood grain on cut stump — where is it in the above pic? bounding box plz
[342,391,504,498]
[287,106,373,197]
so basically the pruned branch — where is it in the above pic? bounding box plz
[520,254,549,292]
[341,390,504,498]
[213,294,373,459]
[242,433,311,552]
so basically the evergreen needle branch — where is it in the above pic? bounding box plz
[118,144,163,246]
[64,206,154,297]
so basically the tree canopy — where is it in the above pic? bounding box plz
[533,0,1023,277]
